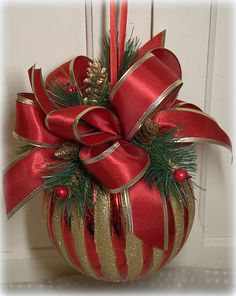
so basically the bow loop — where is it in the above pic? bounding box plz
[14,93,63,146]
[111,48,183,140]
[45,105,122,145]
[80,140,149,193]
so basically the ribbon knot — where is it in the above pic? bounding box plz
[45,104,149,193]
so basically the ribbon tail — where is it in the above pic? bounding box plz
[3,148,57,218]
[134,30,166,62]
[15,93,63,146]
[28,65,55,113]
[154,108,232,151]
[122,179,168,250]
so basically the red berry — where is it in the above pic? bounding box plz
[68,85,78,93]
[55,186,69,200]
[173,168,189,183]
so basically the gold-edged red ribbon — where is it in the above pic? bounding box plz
[3,3,231,251]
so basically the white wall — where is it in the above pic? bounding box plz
[1,0,234,283]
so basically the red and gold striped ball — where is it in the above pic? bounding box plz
[43,188,195,282]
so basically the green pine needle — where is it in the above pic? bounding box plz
[133,128,199,206]
[43,161,105,217]
[16,144,34,155]
[101,30,140,80]
[47,81,84,108]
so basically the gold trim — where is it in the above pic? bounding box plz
[167,107,218,123]
[176,137,231,151]
[30,65,48,114]
[13,132,60,148]
[111,52,154,99]
[162,197,169,251]
[71,207,98,279]
[81,142,120,165]
[167,197,185,263]
[44,111,53,131]
[3,147,37,173]
[161,29,166,48]
[72,106,106,142]
[80,131,104,138]
[94,193,120,282]
[121,190,134,233]
[128,79,183,140]
[69,58,77,86]
[7,184,44,219]
[107,158,150,194]
[16,95,36,106]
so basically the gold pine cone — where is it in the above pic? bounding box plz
[134,118,158,146]
[54,142,79,161]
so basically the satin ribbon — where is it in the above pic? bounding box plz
[3,3,231,251]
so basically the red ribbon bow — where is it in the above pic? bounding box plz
[3,6,231,251]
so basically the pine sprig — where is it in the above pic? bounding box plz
[43,160,105,217]
[16,143,34,155]
[119,33,140,78]
[47,81,84,108]
[133,128,198,206]
[101,31,140,80]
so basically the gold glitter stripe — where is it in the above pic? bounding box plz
[121,201,143,281]
[185,184,195,239]
[125,231,143,281]
[52,205,75,267]
[42,193,50,229]
[148,248,164,274]
[167,197,185,263]
[94,194,120,282]
[71,208,98,279]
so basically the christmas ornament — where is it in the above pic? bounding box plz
[3,0,231,283]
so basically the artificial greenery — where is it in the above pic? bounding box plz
[101,30,140,79]
[16,143,34,155]
[133,128,199,207]
[47,80,85,109]
[43,161,105,218]
[119,33,140,77]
